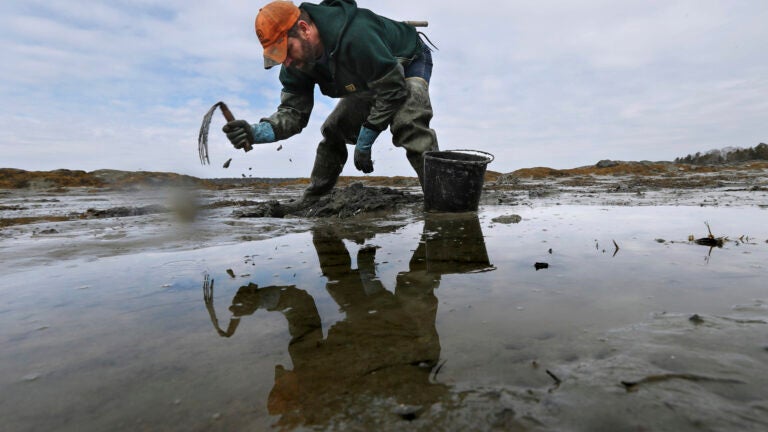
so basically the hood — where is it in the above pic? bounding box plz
[300,0,358,56]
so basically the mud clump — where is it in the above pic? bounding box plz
[235,183,422,219]
[492,214,522,224]
[83,205,169,219]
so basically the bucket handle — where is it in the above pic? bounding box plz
[448,149,495,164]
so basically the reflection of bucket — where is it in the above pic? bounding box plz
[423,150,494,212]
[423,213,493,274]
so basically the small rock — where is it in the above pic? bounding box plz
[689,314,705,324]
[492,214,522,224]
[39,228,59,235]
[534,262,549,270]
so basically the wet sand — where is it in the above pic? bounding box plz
[1,163,768,431]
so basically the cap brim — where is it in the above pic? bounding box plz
[263,35,288,69]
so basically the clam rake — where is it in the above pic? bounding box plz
[197,101,252,165]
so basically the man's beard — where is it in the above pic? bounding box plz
[290,37,317,73]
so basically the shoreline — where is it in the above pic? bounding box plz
[3,160,768,190]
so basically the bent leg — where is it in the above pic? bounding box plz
[304,96,371,200]
[390,77,439,190]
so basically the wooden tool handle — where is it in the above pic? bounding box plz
[218,102,252,152]
[219,102,235,122]
[404,20,428,27]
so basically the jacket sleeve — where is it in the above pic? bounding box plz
[260,90,314,141]
[363,62,408,132]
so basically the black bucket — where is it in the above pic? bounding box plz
[423,149,494,212]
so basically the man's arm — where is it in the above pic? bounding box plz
[222,68,315,149]
[261,90,315,140]
[350,39,410,173]
[221,90,312,148]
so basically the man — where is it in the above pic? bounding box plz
[222,0,438,201]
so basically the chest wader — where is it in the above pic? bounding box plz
[302,46,439,201]
[391,76,439,190]
[303,95,373,201]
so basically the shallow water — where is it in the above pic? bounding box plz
[2,204,768,431]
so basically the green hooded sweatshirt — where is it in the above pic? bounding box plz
[261,0,422,139]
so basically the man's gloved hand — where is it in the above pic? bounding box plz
[222,120,276,149]
[353,126,381,174]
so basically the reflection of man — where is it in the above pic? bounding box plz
[203,216,491,428]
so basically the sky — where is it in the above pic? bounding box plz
[1,0,767,179]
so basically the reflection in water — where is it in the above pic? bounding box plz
[203,214,493,428]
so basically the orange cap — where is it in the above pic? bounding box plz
[255,1,301,69]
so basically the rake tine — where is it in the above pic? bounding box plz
[198,103,219,165]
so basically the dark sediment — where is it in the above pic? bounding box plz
[235,183,422,219]
[83,205,169,219]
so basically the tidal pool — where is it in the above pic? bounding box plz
[1,205,767,431]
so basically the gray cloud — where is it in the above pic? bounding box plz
[1,0,766,177]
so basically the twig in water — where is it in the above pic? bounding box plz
[546,369,561,384]
[695,221,725,248]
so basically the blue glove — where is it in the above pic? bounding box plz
[353,126,380,174]
[222,120,276,149]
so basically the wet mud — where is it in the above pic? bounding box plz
[2,162,768,431]
[235,183,422,219]
[3,160,768,228]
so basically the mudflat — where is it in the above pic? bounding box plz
[1,161,767,431]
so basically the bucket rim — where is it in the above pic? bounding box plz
[424,149,494,164]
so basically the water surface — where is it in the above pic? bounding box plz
[2,205,767,431]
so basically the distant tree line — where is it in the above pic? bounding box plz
[675,143,768,165]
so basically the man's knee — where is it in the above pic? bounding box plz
[391,79,438,154]
[321,97,371,144]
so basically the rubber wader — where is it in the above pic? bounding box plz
[302,76,438,201]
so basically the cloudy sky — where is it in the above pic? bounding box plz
[2,0,766,178]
